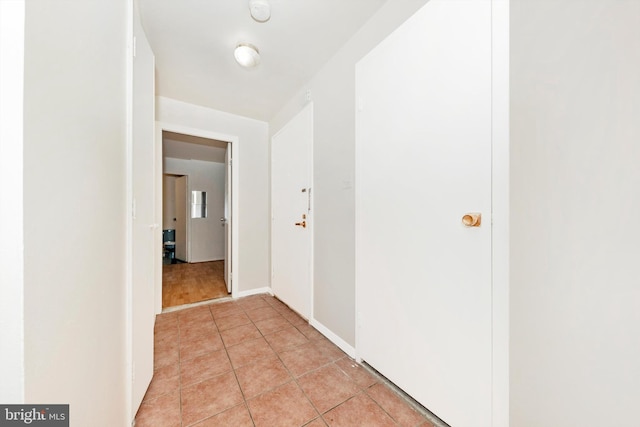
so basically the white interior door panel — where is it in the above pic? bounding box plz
[271,103,313,318]
[356,1,492,426]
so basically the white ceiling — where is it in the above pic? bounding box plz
[138,0,387,121]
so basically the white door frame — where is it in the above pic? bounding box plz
[489,1,510,426]
[224,146,232,292]
[173,174,189,262]
[0,0,26,404]
[155,122,240,313]
[353,1,510,426]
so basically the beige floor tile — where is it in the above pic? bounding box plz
[279,341,333,377]
[334,357,378,389]
[180,349,232,387]
[254,314,291,335]
[227,337,276,368]
[264,326,310,353]
[323,393,397,427]
[235,356,292,399]
[181,371,243,426]
[220,323,262,347]
[247,381,317,427]
[366,383,427,427]
[135,391,181,427]
[214,312,252,331]
[137,293,431,427]
[298,364,360,413]
[190,404,254,427]
[179,332,224,361]
[245,306,280,322]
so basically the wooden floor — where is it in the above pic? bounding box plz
[162,261,229,308]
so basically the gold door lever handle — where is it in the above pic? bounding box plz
[462,213,481,227]
[295,221,307,228]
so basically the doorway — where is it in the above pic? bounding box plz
[160,130,235,309]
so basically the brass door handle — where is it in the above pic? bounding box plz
[295,221,306,228]
[462,213,481,227]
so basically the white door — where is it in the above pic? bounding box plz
[356,1,492,427]
[131,13,155,415]
[224,145,232,293]
[175,176,188,262]
[271,103,313,318]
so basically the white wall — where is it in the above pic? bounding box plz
[22,1,129,425]
[157,97,270,292]
[164,158,226,262]
[510,1,640,426]
[270,0,428,346]
[0,0,25,403]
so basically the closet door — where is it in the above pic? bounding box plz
[271,103,313,319]
[355,1,492,426]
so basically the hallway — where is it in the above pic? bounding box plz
[135,294,436,427]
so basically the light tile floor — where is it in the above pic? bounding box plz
[135,294,436,427]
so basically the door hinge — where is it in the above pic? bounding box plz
[132,199,136,219]
[132,36,137,58]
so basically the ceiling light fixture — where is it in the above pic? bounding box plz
[249,0,271,22]
[234,43,261,68]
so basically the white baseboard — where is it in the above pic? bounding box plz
[310,318,356,359]
[188,257,224,263]
[234,286,273,299]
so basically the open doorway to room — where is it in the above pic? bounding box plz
[161,130,233,309]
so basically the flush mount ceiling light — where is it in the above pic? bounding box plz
[249,0,271,22]
[234,43,261,68]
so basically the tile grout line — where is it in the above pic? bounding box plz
[210,303,258,427]
[231,295,323,425]
[239,296,314,424]
[359,361,445,427]
[153,295,321,426]
[250,297,324,427]
[255,294,425,427]
[248,295,363,426]
[259,294,436,427]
